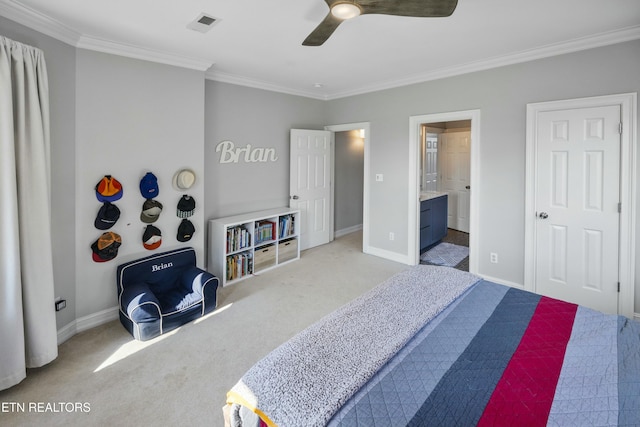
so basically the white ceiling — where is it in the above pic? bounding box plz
[2,0,639,99]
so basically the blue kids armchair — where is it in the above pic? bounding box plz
[116,247,219,341]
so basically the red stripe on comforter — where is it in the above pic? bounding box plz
[478,296,578,427]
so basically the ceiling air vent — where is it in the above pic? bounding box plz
[187,13,219,33]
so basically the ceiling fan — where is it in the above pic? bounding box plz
[303,0,459,46]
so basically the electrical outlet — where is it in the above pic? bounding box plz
[490,253,498,264]
[389,232,395,241]
[55,299,67,311]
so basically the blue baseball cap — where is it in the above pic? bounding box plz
[139,172,159,199]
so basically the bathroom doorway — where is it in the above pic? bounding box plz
[421,120,471,233]
[409,110,480,272]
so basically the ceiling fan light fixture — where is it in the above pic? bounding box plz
[331,2,361,20]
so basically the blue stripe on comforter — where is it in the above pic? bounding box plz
[618,317,640,426]
[547,306,619,426]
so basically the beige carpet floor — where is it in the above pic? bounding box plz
[0,231,407,427]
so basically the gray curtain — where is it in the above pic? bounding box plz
[0,35,58,390]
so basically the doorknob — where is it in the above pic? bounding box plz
[539,212,549,219]
[465,185,471,190]
[291,195,299,200]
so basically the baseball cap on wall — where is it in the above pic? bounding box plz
[139,172,159,199]
[177,218,195,242]
[142,224,162,250]
[140,199,163,223]
[94,202,121,230]
[95,175,123,202]
[91,231,122,262]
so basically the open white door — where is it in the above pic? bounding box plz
[290,129,332,250]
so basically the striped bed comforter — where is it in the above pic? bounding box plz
[225,268,640,427]
[328,280,640,426]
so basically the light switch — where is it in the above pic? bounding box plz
[376,174,383,182]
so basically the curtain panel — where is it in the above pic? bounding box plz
[0,35,58,391]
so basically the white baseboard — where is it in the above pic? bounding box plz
[479,274,524,289]
[364,245,411,265]
[57,306,119,345]
[56,321,77,345]
[334,224,363,239]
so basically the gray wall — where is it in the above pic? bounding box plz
[75,50,205,319]
[1,16,77,329]
[334,130,364,233]
[325,40,640,311]
[204,81,327,220]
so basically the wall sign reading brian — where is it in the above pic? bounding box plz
[216,140,278,164]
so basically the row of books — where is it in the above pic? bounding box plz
[279,214,296,238]
[255,220,276,245]
[226,214,296,254]
[226,252,252,281]
[227,226,251,253]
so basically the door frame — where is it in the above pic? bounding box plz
[325,122,371,253]
[524,93,637,318]
[408,110,481,272]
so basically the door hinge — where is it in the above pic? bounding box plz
[618,282,620,292]
[618,202,622,213]
[618,122,623,134]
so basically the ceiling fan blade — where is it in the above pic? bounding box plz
[359,0,458,18]
[302,12,343,46]
[303,0,458,46]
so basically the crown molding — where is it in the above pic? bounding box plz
[325,25,640,100]
[77,35,214,71]
[205,69,329,100]
[0,0,80,45]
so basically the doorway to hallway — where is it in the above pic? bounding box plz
[334,130,364,239]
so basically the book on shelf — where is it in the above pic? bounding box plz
[227,225,251,253]
[279,214,295,238]
[255,220,276,245]
[226,252,252,281]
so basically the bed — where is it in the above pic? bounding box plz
[224,265,640,427]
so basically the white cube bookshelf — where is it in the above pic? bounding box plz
[208,207,300,286]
